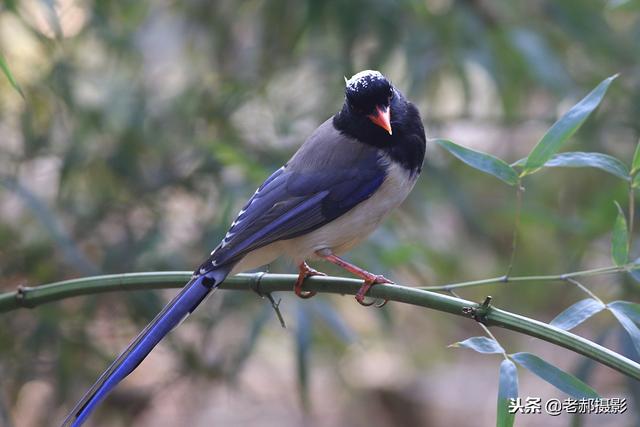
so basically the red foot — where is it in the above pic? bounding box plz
[319,253,393,307]
[355,274,393,307]
[294,262,326,299]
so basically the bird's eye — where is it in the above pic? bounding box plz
[388,88,394,99]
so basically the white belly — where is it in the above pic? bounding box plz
[284,160,417,262]
[230,241,284,275]
[230,160,417,273]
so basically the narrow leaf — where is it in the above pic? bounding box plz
[609,303,640,356]
[611,201,629,267]
[511,352,600,398]
[609,301,640,326]
[628,266,640,283]
[449,336,505,354]
[541,152,630,181]
[497,359,518,427]
[434,139,518,185]
[550,298,605,330]
[522,75,618,175]
[632,140,640,175]
[0,53,24,98]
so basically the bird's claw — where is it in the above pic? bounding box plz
[355,275,392,307]
[294,263,326,299]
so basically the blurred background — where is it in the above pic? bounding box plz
[1,0,640,426]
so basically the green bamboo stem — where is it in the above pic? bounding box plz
[1,271,639,381]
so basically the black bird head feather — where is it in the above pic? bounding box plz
[334,70,426,175]
[344,70,394,115]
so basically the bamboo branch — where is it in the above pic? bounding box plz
[1,271,639,381]
[420,264,627,292]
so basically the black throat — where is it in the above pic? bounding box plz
[332,94,426,176]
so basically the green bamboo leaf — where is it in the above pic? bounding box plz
[497,359,518,427]
[540,152,630,181]
[628,263,640,283]
[631,140,640,175]
[550,298,605,331]
[434,139,518,185]
[608,301,640,324]
[611,201,629,267]
[511,352,600,398]
[521,75,618,175]
[633,140,640,188]
[0,53,24,98]
[608,302,640,356]
[449,336,505,354]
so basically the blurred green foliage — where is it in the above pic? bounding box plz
[1,0,640,425]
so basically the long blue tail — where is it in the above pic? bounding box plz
[61,267,232,427]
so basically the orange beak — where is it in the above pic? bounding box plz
[368,105,392,135]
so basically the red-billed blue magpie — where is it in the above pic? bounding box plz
[62,70,426,426]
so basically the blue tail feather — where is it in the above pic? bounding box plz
[62,267,231,427]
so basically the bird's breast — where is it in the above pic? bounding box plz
[283,158,418,262]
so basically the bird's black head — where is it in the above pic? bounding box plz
[334,70,426,175]
[344,70,394,135]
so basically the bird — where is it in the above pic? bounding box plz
[62,69,426,426]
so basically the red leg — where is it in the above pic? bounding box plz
[294,261,326,299]
[319,253,392,307]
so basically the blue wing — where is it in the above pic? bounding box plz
[197,149,387,273]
